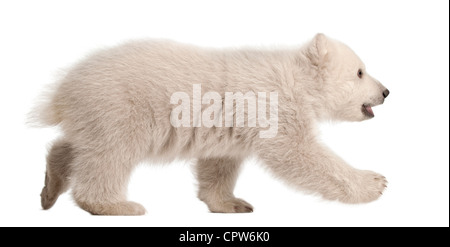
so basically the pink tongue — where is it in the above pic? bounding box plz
[365,105,374,116]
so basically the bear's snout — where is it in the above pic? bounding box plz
[383,89,390,99]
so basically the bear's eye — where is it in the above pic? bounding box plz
[357,69,363,79]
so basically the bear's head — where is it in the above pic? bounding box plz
[305,33,389,122]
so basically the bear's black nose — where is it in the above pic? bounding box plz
[383,89,390,98]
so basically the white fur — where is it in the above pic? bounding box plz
[33,34,389,215]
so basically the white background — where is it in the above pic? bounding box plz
[0,0,448,227]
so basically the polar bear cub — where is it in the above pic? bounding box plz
[34,34,389,215]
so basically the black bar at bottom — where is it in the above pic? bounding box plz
[130,227,304,246]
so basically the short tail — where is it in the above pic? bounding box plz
[28,83,63,127]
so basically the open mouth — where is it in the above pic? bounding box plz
[362,104,375,118]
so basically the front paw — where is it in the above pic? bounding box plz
[340,170,387,204]
[207,198,254,213]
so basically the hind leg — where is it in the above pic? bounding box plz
[71,149,145,216]
[196,157,253,213]
[41,139,73,210]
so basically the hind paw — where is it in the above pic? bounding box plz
[77,201,147,216]
[40,173,66,210]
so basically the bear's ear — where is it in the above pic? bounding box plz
[306,33,329,66]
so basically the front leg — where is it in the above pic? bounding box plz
[258,137,387,203]
[196,157,253,213]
